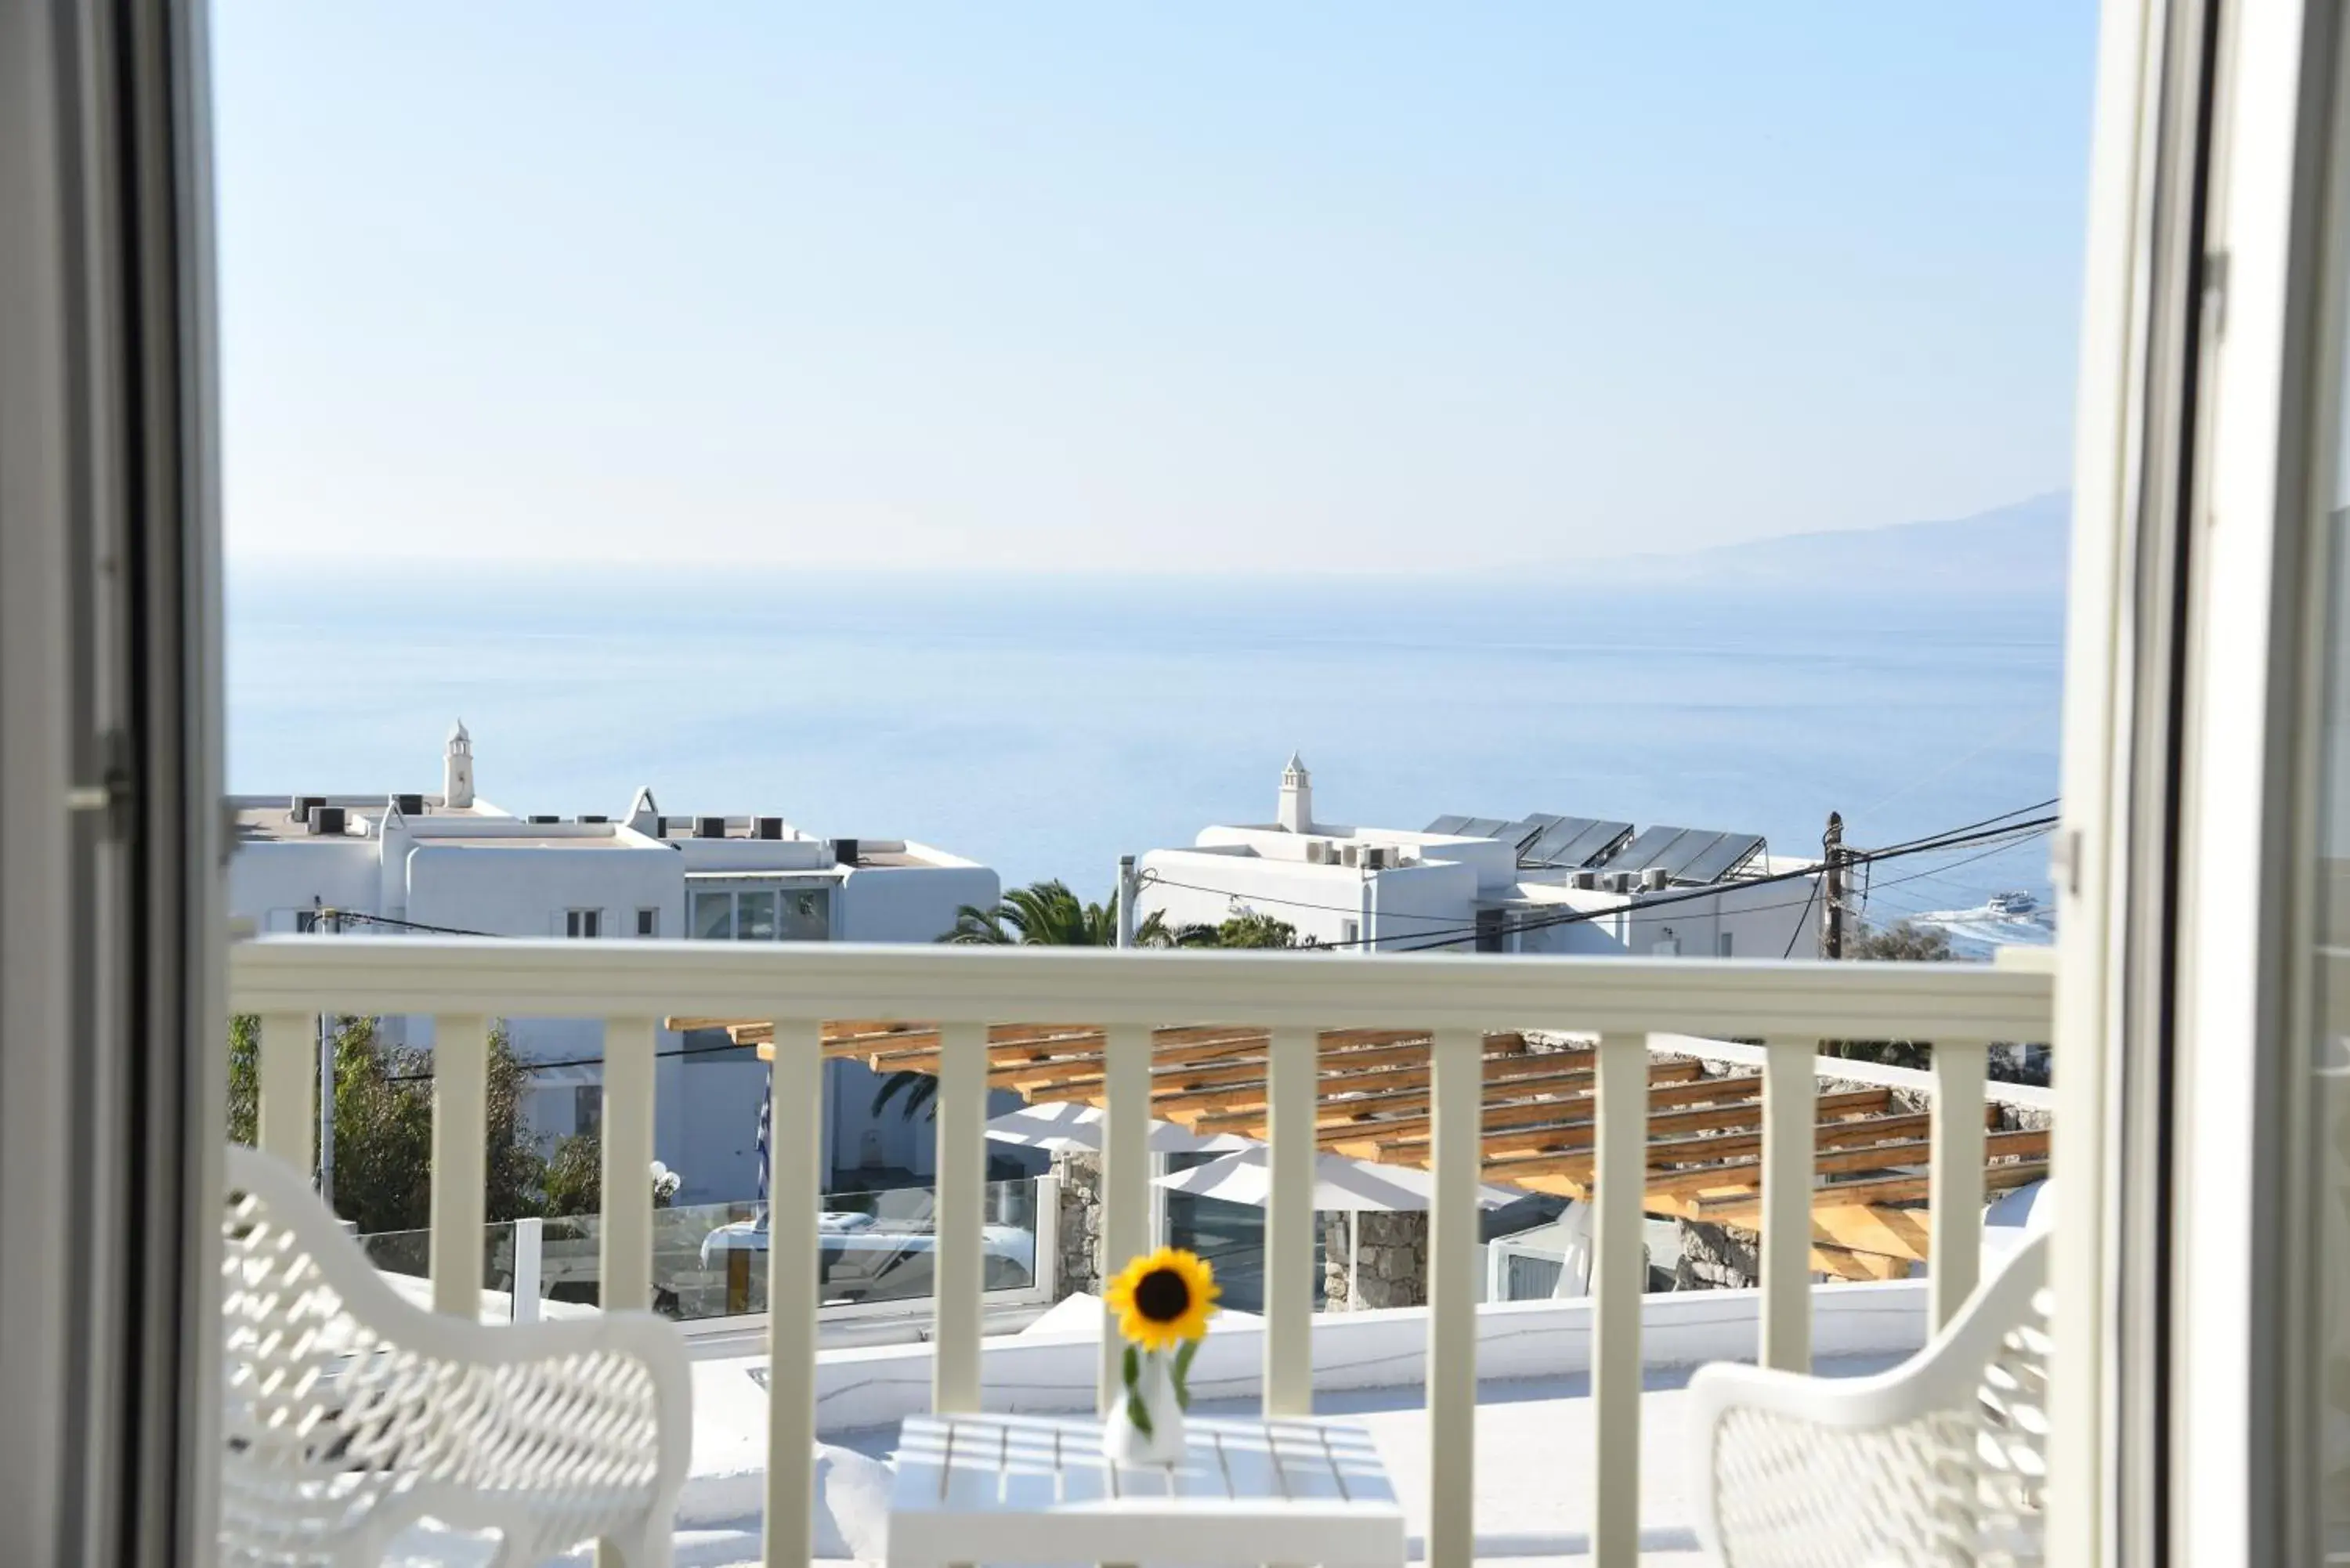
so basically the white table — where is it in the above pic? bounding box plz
[887,1412,1407,1568]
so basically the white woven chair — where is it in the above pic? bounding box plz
[219,1143,692,1567]
[1690,1230,2051,1568]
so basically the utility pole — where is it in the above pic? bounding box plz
[1820,811,1846,960]
[1115,854,1137,949]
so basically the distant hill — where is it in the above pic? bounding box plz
[1582,493,2070,598]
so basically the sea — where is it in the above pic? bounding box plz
[226,568,2065,934]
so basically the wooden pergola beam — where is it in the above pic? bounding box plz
[1163,1060,1702,1132]
[1693,1157,2052,1224]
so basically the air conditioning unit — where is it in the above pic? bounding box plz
[1362,847,1390,871]
[1340,844,1361,868]
[1571,870,1598,891]
[1305,840,1329,865]
[1607,871,1636,894]
[1642,867,1671,892]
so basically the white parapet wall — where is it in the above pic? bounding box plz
[802,1281,1932,1436]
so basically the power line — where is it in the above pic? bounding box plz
[1138,803,2061,939]
[381,1033,763,1084]
[1864,798,2058,857]
[1780,876,1823,960]
[321,909,502,939]
[1136,872,1477,924]
[1376,815,2058,953]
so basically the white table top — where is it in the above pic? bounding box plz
[888,1412,1407,1567]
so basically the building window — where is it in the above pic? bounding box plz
[1716,931,1734,958]
[692,890,734,941]
[294,909,320,934]
[736,889,779,941]
[565,909,602,938]
[779,888,831,941]
[636,907,659,938]
[1339,918,1359,948]
[689,886,834,942]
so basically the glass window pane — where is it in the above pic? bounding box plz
[736,890,777,941]
[779,888,831,942]
[692,891,734,941]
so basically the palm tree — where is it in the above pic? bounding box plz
[877,880,1172,1118]
[940,879,1171,947]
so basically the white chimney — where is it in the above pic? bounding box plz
[443,719,475,810]
[1278,752,1313,833]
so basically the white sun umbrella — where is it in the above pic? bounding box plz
[1153,1147,1520,1309]
[984,1100,1256,1156]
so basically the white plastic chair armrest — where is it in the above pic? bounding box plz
[1689,1230,2049,1563]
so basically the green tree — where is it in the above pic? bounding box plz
[941,879,1173,947]
[541,1129,604,1218]
[1847,920,1956,963]
[1823,920,1955,1070]
[537,1130,682,1217]
[1173,909,1302,949]
[880,891,1307,1120]
[228,1014,549,1232]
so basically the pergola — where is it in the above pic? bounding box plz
[671,1018,2048,1280]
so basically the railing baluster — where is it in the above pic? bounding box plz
[933,1021,986,1411]
[600,1017,659,1313]
[1264,1026,1317,1417]
[1100,1022,1152,1411]
[1592,1033,1646,1568]
[429,1014,488,1317]
[1930,1038,1990,1328]
[256,1010,316,1168]
[1760,1036,1817,1371]
[1426,1028,1480,1568]
[763,1019,822,1568]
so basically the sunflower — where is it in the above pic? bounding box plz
[1104,1246,1220,1352]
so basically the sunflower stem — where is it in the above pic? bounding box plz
[1172,1337,1199,1411]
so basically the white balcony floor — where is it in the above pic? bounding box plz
[381,1355,1903,1566]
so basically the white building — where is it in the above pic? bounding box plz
[226,724,1003,1202]
[1137,757,1820,959]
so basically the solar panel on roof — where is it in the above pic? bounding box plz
[1503,815,1560,852]
[1679,832,1766,883]
[1424,814,1472,836]
[1525,817,1635,868]
[1455,816,1516,841]
[1609,825,1697,876]
[1607,825,1766,883]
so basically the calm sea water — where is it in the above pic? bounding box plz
[226,569,2064,924]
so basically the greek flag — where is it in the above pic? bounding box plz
[755,1064,772,1204]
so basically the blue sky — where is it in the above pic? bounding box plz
[212,4,2099,573]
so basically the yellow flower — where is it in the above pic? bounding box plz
[1104,1246,1220,1352]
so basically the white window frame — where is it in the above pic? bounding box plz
[563,908,602,939]
[635,907,659,938]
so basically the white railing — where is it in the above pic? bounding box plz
[227,937,2054,1568]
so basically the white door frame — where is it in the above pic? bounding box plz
[0,5,228,1565]
[2146,0,2342,1561]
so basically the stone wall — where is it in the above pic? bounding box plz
[1321,1210,1430,1310]
[1674,1217,1762,1291]
[1052,1150,1104,1300]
